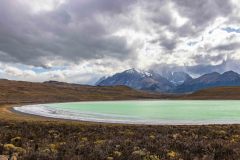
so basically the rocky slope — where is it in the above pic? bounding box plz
[97,69,240,93]
[175,71,240,93]
[96,68,175,92]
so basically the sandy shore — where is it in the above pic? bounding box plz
[0,104,135,126]
[0,103,91,123]
[0,104,54,122]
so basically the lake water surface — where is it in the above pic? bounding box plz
[14,100,240,125]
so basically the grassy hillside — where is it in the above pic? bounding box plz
[0,80,167,104]
[1,79,240,104]
[184,86,240,99]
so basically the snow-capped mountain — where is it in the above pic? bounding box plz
[96,69,240,93]
[174,71,240,93]
[96,68,174,92]
[159,71,192,85]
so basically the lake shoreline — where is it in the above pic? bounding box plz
[2,103,240,159]
[12,100,240,126]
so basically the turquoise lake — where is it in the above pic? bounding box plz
[14,100,240,125]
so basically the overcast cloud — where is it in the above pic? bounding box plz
[0,0,239,84]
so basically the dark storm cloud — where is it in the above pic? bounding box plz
[173,0,233,38]
[210,43,240,52]
[150,58,240,77]
[0,0,238,72]
[63,0,135,18]
[186,63,225,75]
[0,0,136,66]
[146,1,173,26]
[191,54,226,64]
[172,0,233,27]
[160,37,177,51]
[149,37,177,51]
[146,0,234,51]
[186,58,240,75]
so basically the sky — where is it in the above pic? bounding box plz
[0,0,239,84]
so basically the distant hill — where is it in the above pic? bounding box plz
[1,79,240,102]
[183,86,240,99]
[0,79,166,104]
[174,71,240,93]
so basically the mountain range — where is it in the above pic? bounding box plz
[175,71,240,93]
[96,69,175,92]
[96,69,240,93]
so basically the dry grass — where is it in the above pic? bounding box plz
[0,79,169,104]
[184,86,240,99]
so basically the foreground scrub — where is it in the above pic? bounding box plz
[0,120,240,159]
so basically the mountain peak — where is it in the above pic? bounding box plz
[124,68,152,77]
[219,71,240,81]
[205,72,220,76]
[175,70,240,93]
[222,70,238,76]
[125,68,138,74]
[158,71,192,85]
[96,68,173,92]
[96,69,240,93]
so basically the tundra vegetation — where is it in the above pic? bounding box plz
[0,120,240,160]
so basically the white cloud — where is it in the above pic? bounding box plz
[20,0,66,13]
[0,0,239,83]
